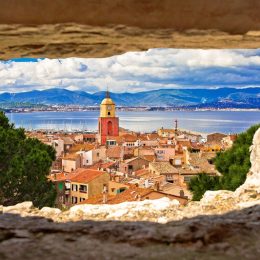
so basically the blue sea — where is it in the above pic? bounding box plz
[6,110,260,134]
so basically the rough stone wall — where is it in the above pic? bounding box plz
[1,0,260,34]
[1,24,260,60]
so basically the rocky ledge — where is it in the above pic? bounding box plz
[0,128,259,259]
[1,24,260,60]
[0,205,259,259]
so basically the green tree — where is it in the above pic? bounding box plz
[188,173,220,201]
[0,111,56,207]
[189,124,259,200]
[215,124,259,191]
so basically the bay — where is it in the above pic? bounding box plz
[6,110,260,134]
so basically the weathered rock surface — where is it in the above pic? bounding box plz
[1,24,260,60]
[2,202,33,215]
[1,0,260,34]
[0,205,260,259]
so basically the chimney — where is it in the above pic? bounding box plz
[154,181,160,191]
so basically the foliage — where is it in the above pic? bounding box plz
[188,173,220,201]
[189,124,260,200]
[0,111,56,207]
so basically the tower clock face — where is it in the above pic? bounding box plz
[107,105,112,110]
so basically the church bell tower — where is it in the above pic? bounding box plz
[98,91,119,145]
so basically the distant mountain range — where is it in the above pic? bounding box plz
[0,88,259,108]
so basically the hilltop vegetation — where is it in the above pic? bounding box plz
[189,124,260,200]
[0,112,56,207]
[0,87,259,108]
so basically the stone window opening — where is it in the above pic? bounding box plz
[107,121,113,135]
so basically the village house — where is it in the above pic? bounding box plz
[83,185,188,205]
[70,168,110,204]
[108,180,129,195]
[158,128,176,138]
[207,132,227,143]
[188,151,219,175]
[202,142,222,152]
[119,157,150,175]
[74,134,84,143]
[49,171,80,208]
[106,146,123,160]
[83,133,97,143]
[62,153,81,172]
[170,153,186,166]
[77,147,107,166]
[51,138,64,157]
[160,181,191,199]
[182,131,203,143]
[133,147,155,157]
[121,134,139,147]
[139,139,159,147]
[61,136,74,153]
[154,147,175,161]
[221,134,237,149]
[149,161,179,184]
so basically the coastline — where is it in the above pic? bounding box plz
[4,110,259,135]
[3,106,260,114]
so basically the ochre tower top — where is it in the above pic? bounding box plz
[100,91,116,117]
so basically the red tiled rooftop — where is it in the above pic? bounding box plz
[70,168,106,183]
[83,134,96,138]
[134,168,150,177]
[106,146,122,158]
[83,186,153,205]
[90,161,116,170]
[49,171,80,182]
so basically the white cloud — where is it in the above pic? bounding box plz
[0,49,260,93]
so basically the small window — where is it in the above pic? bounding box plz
[108,112,111,116]
[79,185,87,193]
[118,188,126,193]
[72,196,78,204]
[72,184,78,191]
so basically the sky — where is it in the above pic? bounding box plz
[0,48,260,93]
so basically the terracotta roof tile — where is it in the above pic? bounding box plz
[106,146,122,158]
[142,155,156,162]
[70,168,107,183]
[134,168,150,177]
[49,171,80,182]
[90,161,116,170]
[70,143,95,153]
[150,162,178,174]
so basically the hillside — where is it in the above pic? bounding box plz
[0,88,259,108]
